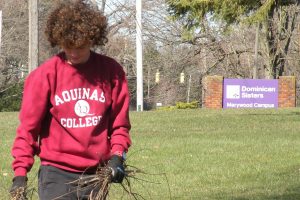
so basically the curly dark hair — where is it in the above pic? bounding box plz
[45,0,108,48]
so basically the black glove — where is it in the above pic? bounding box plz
[10,176,28,198]
[107,155,125,183]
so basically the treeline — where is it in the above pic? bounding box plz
[0,0,300,111]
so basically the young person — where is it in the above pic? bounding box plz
[10,0,131,199]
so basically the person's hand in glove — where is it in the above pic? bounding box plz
[107,155,125,183]
[9,176,28,198]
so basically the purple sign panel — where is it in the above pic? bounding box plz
[223,79,278,109]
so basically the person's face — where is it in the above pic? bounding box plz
[62,44,91,65]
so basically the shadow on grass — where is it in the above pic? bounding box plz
[292,111,300,115]
[208,184,300,200]
[231,188,300,200]
[210,164,300,200]
[238,111,300,116]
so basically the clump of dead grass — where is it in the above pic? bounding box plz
[10,187,27,200]
[70,163,144,200]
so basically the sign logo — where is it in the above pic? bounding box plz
[74,100,94,117]
[226,85,240,99]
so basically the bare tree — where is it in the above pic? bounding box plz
[0,0,28,88]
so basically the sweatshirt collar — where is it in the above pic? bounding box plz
[60,51,95,69]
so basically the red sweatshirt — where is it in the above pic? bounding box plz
[12,51,131,176]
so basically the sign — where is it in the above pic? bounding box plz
[223,79,278,108]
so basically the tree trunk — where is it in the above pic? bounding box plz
[265,4,298,79]
[265,3,276,79]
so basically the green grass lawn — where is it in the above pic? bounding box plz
[1,108,300,199]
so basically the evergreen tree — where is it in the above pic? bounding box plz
[166,0,300,78]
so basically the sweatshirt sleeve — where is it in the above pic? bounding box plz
[109,64,131,155]
[12,69,50,176]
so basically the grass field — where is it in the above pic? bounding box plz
[1,108,300,199]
